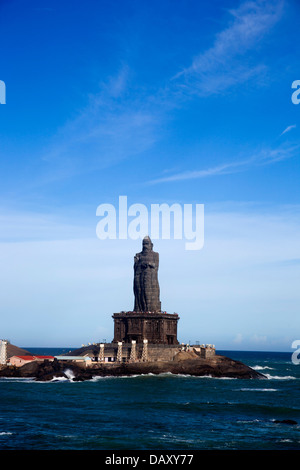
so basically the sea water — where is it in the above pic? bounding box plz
[0,350,299,450]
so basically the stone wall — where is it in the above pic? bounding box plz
[93,343,215,363]
[193,345,216,359]
[96,343,180,363]
[68,342,216,364]
[147,344,181,362]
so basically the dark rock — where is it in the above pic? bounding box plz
[273,419,298,425]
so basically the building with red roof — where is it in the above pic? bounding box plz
[8,355,55,367]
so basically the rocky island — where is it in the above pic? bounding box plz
[0,349,266,382]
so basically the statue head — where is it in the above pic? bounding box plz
[142,236,153,252]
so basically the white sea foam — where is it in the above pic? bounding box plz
[89,373,238,381]
[265,373,296,380]
[64,369,76,381]
[47,369,77,382]
[0,377,36,384]
[0,432,13,436]
[236,419,261,424]
[240,388,278,392]
[50,376,69,382]
[0,377,34,381]
[216,376,237,380]
[253,365,274,370]
[91,373,157,381]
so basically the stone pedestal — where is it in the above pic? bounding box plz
[129,340,136,362]
[112,311,179,345]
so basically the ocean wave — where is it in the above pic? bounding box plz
[64,369,76,381]
[38,369,78,383]
[51,377,69,382]
[12,370,296,383]
[253,365,274,370]
[236,419,261,424]
[0,377,36,383]
[91,373,157,381]
[265,373,297,380]
[70,372,239,382]
[0,432,13,436]
[240,388,278,392]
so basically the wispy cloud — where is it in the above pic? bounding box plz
[259,142,300,163]
[147,160,249,184]
[233,333,243,344]
[39,65,164,183]
[173,0,283,96]
[147,142,300,185]
[36,0,285,187]
[280,124,296,136]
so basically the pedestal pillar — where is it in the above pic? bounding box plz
[99,343,104,362]
[129,340,136,362]
[0,340,7,365]
[141,339,148,362]
[117,342,123,362]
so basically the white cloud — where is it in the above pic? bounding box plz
[25,1,285,192]
[173,0,283,96]
[233,333,243,344]
[147,161,249,184]
[147,142,300,184]
[251,334,268,344]
[280,124,296,136]
[37,65,164,186]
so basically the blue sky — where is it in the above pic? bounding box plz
[0,0,299,351]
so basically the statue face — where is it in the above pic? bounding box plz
[143,238,152,252]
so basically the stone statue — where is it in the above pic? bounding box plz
[133,236,161,312]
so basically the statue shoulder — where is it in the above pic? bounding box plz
[134,253,141,265]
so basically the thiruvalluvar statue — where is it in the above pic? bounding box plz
[133,236,161,312]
